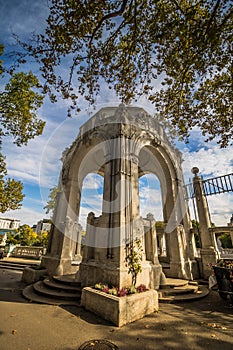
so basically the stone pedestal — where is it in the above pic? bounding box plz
[40,255,78,276]
[21,266,47,284]
[200,247,219,279]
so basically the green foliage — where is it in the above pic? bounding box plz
[125,238,143,286]
[44,186,59,216]
[0,45,45,213]
[33,231,49,247]
[192,219,217,248]
[0,71,45,146]
[218,233,233,248]
[0,155,24,213]
[6,225,49,247]
[0,177,24,213]
[19,0,233,147]
[191,220,201,248]
[5,232,19,245]
[15,225,38,246]
[155,221,165,229]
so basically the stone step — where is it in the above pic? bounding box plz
[0,262,25,271]
[158,285,199,297]
[53,274,81,286]
[43,278,82,293]
[33,281,81,301]
[22,273,83,306]
[159,285,209,303]
[161,278,189,288]
[22,285,80,306]
[0,260,39,271]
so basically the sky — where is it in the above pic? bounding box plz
[0,0,232,228]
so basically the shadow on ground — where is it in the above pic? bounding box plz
[1,268,233,350]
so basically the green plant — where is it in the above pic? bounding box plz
[218,233,233,248]
[108,288,118,296]
[94,281,147,297]
[125,238,143,287]
[127,285,137,294]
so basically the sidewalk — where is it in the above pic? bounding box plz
[0,268,233,350]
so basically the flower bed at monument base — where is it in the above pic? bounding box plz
[81,287,158,327]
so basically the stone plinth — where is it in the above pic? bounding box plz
[81,287,158,327]
[21,266,47,284]
[200,247,218,279]
[40,255,78,276]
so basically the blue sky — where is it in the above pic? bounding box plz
[1,0,232,227]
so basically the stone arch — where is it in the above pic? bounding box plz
[42,104,198,282]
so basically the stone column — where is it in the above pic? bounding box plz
[192,167,218,279]
[79,130,152,289]
[41,178,82,276]
[228,215,233,245]
[168,224,196,279]
[144,214,166,288]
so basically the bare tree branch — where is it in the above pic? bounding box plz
[89,0,129,45]
[204,0,221,36]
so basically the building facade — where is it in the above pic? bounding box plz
[0,218,20,230]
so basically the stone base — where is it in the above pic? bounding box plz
[149,262,165,289]
[167,259,198,280]
[200,247,218,279]
[40,255,78,276]
[81,287,158,327]
[21,266,47,284]
[79,260,162,289]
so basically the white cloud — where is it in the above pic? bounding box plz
[82,174,104,190]
[182,146,233,180]
[207,194,233,226]
[3,207,49,227]
[181,143,233,226]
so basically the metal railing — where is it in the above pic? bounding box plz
[186,173,233,199]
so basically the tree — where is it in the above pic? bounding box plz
[0,44,3,75]
[218,232,233,248]
[6,232,19,246]
[44,186,59,217]
[15,224,38,246]
[191,219,216,248]
[6,226,49,247]
[16,0,232,147]
[34,231,49,247]
[0,46,45,212]
[0,154,24,212]
[191,219,201,248]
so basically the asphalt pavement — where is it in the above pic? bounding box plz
[0,268,233,350]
